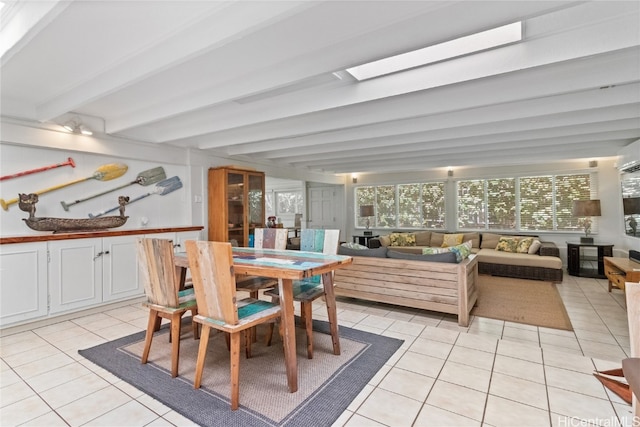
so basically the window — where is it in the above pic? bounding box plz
[276,191,303,214]
[356,182,446,229]
[458,173,596,232]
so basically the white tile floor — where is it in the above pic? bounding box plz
[0,274,634,426]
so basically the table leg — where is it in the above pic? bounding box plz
[278,277,298,392]
[174,265,187,291]
[322,272,341,355]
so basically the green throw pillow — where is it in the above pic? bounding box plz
[496,237,518,252]
[516,237,534,253]
[448,240,473,263]
[422,246,450,255]
[389,233,416,246]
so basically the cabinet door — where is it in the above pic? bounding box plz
[0,243,48,327]
[49,239,102,314]
[102,236,141,302]
[247,172,265,242]
[227,171,246,246]
[174,230,202,253]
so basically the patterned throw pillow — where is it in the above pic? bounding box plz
[448,240,473,263]
[341,242,369,250]
[422,246,451,255]
[442,233,464,247]
[495,237,519,252]
[516,237,535,254]
[389,233,416,246]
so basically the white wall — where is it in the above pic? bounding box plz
[0,119,340,238]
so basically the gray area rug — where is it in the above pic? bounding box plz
[79,318,403,427]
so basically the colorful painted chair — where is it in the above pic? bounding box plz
[185,240,282,410]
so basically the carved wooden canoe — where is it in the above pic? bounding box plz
[23,215,128,233]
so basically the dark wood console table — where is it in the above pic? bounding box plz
[566,241,613,278]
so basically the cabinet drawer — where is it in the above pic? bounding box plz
[605,268,626,288]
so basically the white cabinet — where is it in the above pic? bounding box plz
[102,236,141,302]
[49,235,143,314]
[0,228,202,328]
[0,242,48,326]
[48,239,103,314]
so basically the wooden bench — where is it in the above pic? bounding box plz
[333,254,478,326]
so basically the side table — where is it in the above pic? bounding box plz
[604,256,640,292]
[353,234,379,248]
[566,241,613,278]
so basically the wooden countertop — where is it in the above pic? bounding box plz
[0,226,204,245]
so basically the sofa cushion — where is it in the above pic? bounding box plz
[389,232,416,246]
[496,236,518,252]
[414,231,431,246]
[477,248,562,269]
[430,232,445,247]
[480,232,502,249]
[338,246,388,258]
[462,232,480,249]
[379,235,391,247]
[442,233,464,247]
[387,250,457,263]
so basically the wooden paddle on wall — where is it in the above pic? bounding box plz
[0,163,128,211]
[60,166,166,211]
[89,176,182,218]
[0,157,76,181]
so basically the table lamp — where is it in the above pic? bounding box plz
[572,199,601,243]
[360,204,374,235]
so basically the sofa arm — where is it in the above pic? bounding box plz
[368,238,382,249]
[539,242,560,258]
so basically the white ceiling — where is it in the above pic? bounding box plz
[1,1,639,175]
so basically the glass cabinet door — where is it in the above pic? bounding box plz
[227,172,245,246]
[247,173,264,239]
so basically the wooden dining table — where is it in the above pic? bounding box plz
[174,246,353,393]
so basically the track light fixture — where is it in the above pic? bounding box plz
[62,119,93,136]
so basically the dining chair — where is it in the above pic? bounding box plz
[265,228,341,358]
[235,227,288,298]
[185,240,282,410]
[137,238,199,378]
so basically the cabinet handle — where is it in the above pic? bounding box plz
[173,243,181,248]
[93,250,110,261]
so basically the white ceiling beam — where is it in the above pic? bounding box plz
[311,140,632,174]
[178,13,640,147]
[34,1,312,121]
[105,1,570,134]
[227,84,640,156]
[256,104,640,160]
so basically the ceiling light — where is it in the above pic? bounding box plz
[62,119,93,136]
[346,22,522,81]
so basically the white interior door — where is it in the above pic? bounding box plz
[307,185,344,237]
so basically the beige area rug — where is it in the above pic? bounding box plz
[78,319,402,426]
[471,275,573,331]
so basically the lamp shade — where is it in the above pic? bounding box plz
[623,197,640,215]
[572,200,601,217]
[359,205,374,217]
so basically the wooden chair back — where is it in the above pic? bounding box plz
[185,240,239,325]
[299,229,340,283]
[137,238,179,307]
[253,228,288,249]
[300,229,340,255]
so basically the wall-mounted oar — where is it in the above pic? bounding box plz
[0,163,128,211]
[0,157,76,181]
[60,166,166,211]
[89,176,182,218]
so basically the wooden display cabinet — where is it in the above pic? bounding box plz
[208,166,265,247]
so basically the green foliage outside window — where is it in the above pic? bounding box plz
[355,173,595,232]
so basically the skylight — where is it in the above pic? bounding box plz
[346,22,522,81]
